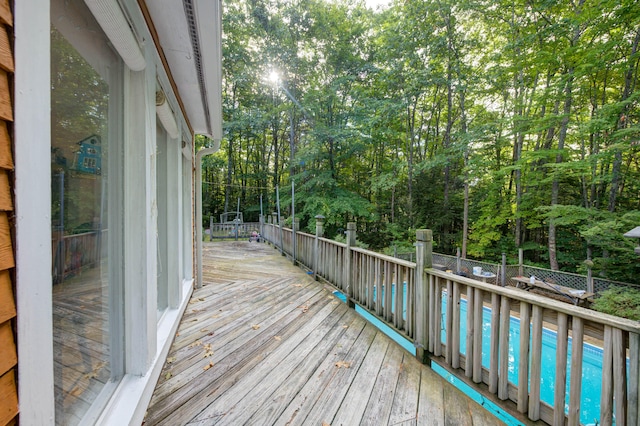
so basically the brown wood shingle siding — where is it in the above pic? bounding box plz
[0,0,16,424]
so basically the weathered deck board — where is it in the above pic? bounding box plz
[144,241,505,426]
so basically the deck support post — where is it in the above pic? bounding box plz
[314,215,325,281]
[345,222,356,309]
[415,229,432,364]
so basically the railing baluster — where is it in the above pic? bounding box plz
[489,293,500,394]
[613,328,627,425]
[552,312,567,424]
[629,332,640,426]
[375,257,383,316]
[498,296,510,400]
[393,263,400,328]
[407,268,415,337]
[465,284,474,379]
[601,326,614,426]
[451,281,461,370]
[367,255,374,310]
[529,305,543,421]
[445,279,453,365]
[568,316,584,426]
[433,279,442,357]
[384,261,392,323]
[517,301,531,413]
[472,287,483,384]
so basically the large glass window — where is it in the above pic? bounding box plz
[51,1,123,423]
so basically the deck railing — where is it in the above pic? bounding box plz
[261,217,640,426]
[52,230,105,282]
[208,222,260,240]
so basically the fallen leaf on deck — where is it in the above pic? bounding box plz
[204,343,212,350]
[274,336,282,341]
[70,386,82,397]
[190,318,198,322]
[335,361,352,369]
[198,298,205,301]
[189,340,203,348]
[299,304,309,313]
[166,356,176,364]
[203,350,214,358]
[342,325,348,329]
[252,324,261,330]
[294,284,303,287]
[200,329,209,333]
[211,314,221,319]
[332,301,339,305]
[165,372,172,380]
[203,361,214,371]
[322,423,330,426]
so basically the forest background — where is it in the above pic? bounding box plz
[199,0,640,284]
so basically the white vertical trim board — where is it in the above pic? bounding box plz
[167,134,181,308]
[123,61,158,375]
[14,1,56,424]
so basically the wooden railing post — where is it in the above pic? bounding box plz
[345,222,356,309]
[314,215,325,280]
[415,229,432,364]
[586,249,595,294]
[293,217,300,265]
[259,214,264,241]
[518,248,524,277]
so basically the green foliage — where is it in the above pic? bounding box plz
[591,287,640,321]
[210,0,640,284]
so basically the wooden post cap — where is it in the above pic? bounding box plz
[416,229,432,242]
[347,222,356,230]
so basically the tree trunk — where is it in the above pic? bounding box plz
[608,27,640,212]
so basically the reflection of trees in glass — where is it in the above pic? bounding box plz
[51,27,109,234]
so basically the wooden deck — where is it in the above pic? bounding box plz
[144,241,504,425]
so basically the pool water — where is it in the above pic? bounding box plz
[448,296,606,426]
[337,286,612,425]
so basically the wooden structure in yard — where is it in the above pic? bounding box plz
[260,218,640,426]
[0,1,16,424]
[145,242,504,425]
[512,276,595,306]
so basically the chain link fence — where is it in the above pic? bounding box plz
[394,251,639,295]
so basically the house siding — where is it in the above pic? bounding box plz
[0,0,16,425]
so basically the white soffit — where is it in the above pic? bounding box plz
[144,0,223,139]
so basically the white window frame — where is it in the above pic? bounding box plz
[15,1,55,423]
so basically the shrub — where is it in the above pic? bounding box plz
[591,287,640,321]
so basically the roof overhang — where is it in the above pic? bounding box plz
[140,0,223,141]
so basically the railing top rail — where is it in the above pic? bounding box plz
[428,268,640,333]
[352,246,416,268]
[318,236,347,248]
[53,230,104,239]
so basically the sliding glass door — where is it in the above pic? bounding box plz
[51,0,123,422]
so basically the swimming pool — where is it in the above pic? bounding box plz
[337,286,612,425]
[448,295,606,426]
